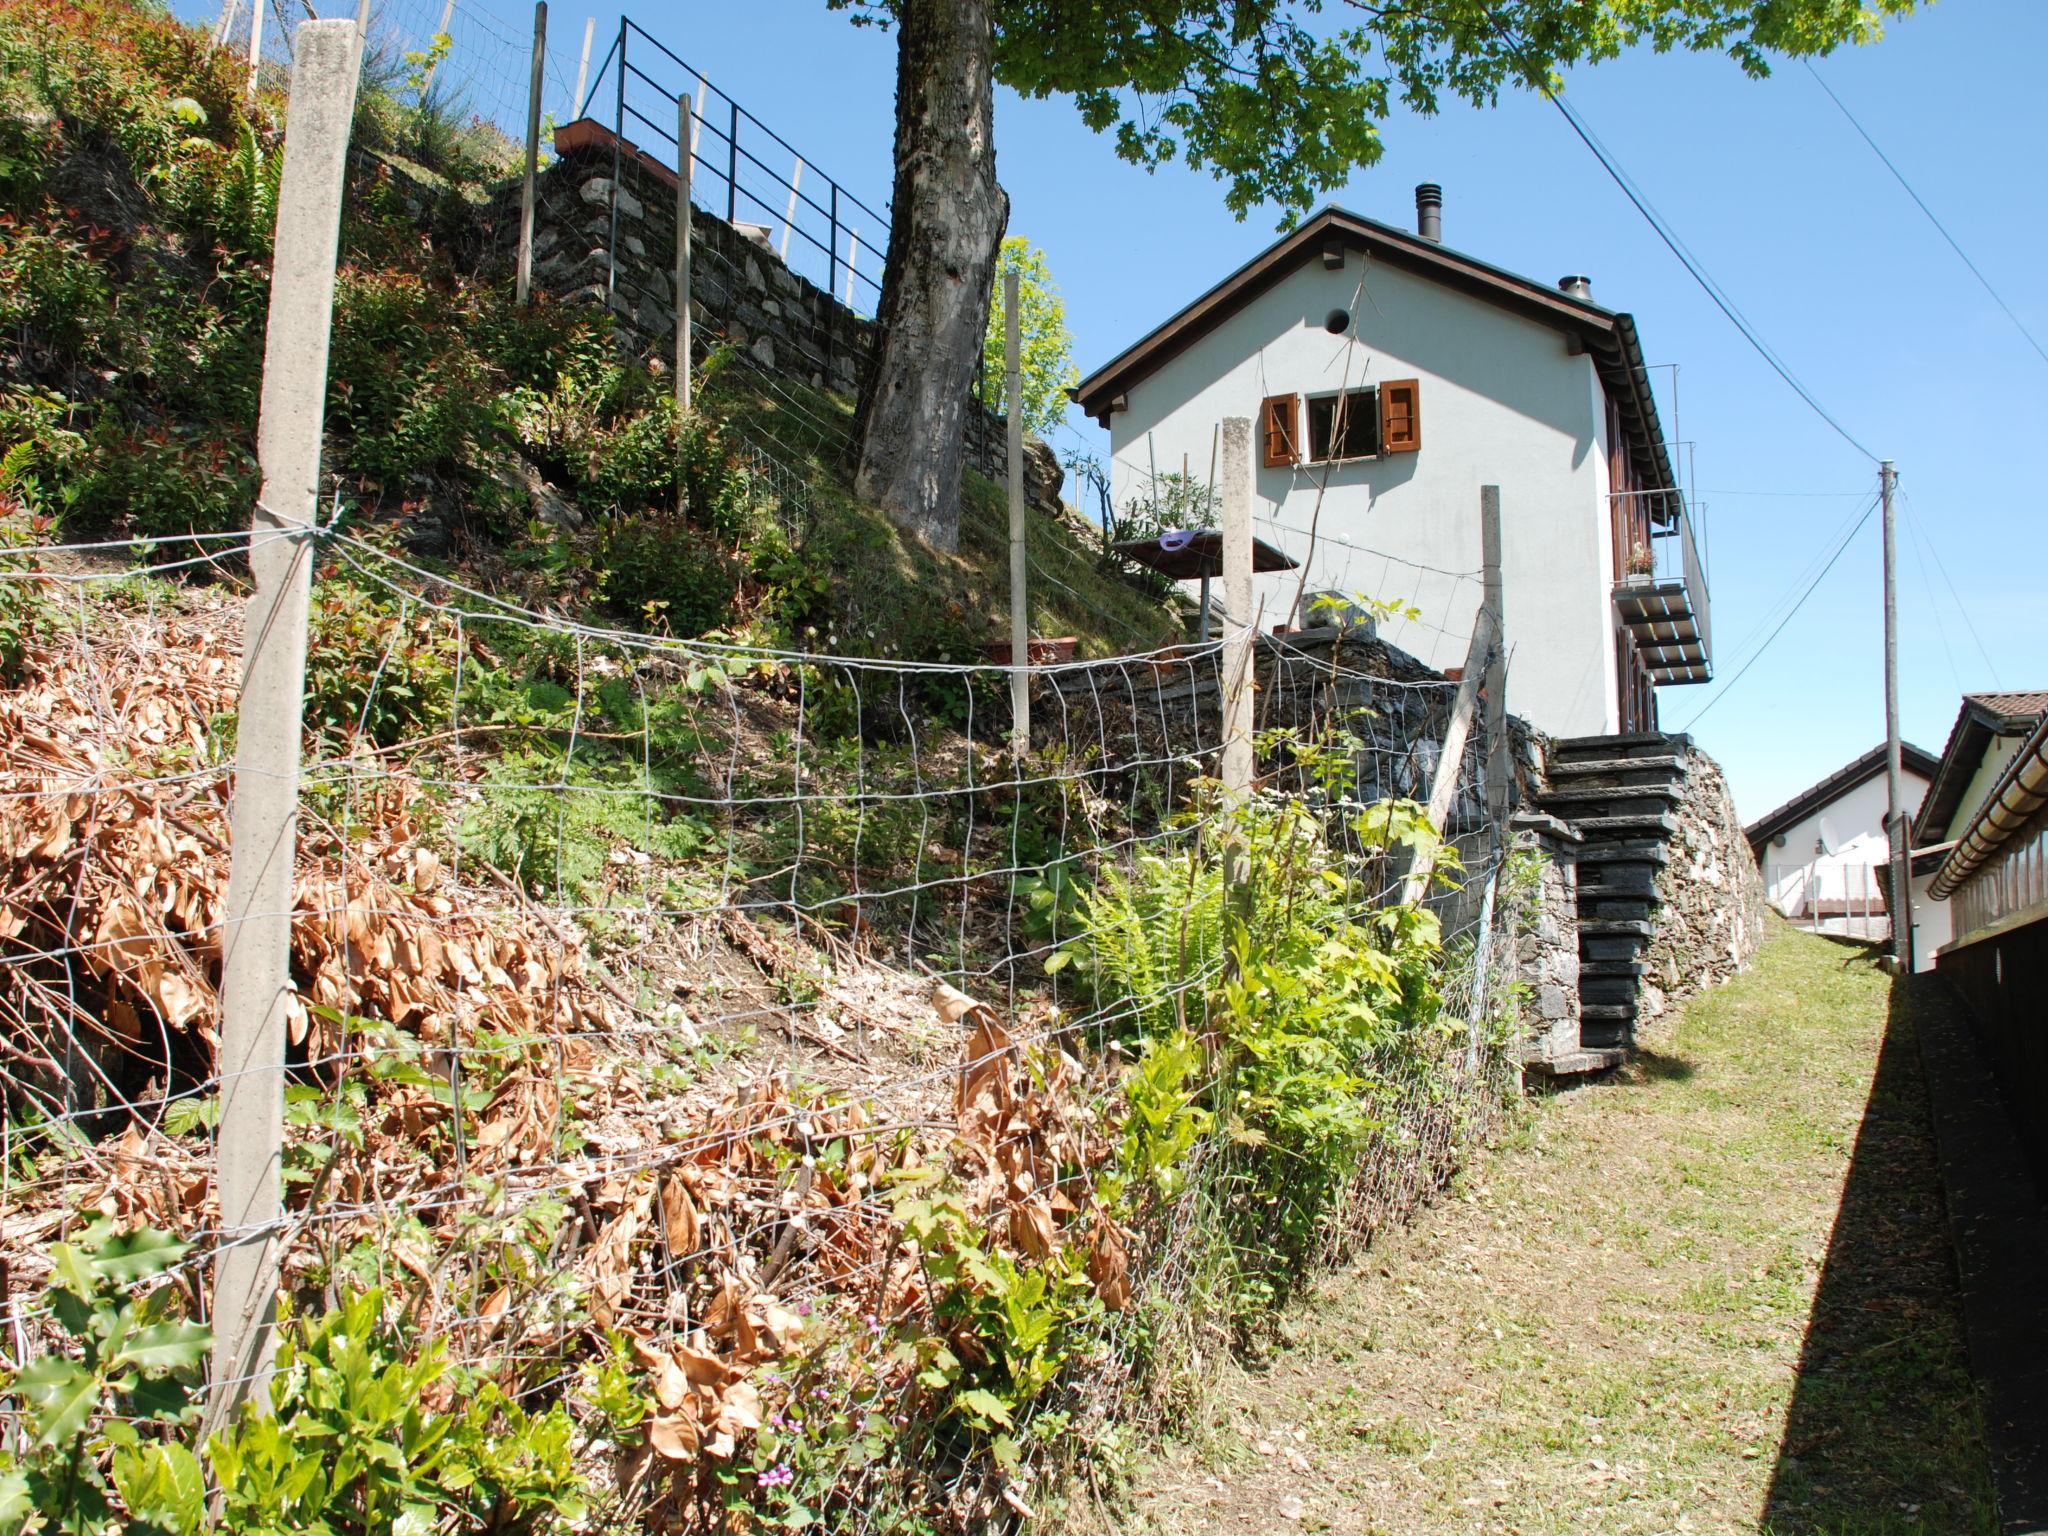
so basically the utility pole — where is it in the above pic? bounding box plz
[1881,458,1909,973]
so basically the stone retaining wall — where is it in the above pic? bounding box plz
[507,126,1065,520]
[1639,747,1767,1019]
[1512,811,1583,1065]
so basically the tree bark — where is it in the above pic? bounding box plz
[852,0,1007,553]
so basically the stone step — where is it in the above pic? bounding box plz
[1574,839,1672,866]
[1583,958,1648,979]
[1575,865,1660,901]
[1552,731,1691,762]
[1542,755,1688,782]
[1581,934,1649,963]
[1540,794,1679,831]
[1579,918,1655,938]
[1525,1046,1628,1078]
[1582,974,1643,1005]
[1570,812,1678,838]
[1581,1001,1639,1022]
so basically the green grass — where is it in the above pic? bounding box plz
[705,367,1187,660]
[1064,922,1997,1536]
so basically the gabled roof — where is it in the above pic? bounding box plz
[1071,205,1682,522]
[1744,742,1940,858]
[1913,691,2048,844]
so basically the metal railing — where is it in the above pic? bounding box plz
[575,17,890,315]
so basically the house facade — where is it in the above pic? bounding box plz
[1744,743,1942,968]
[1073,189,1709,741]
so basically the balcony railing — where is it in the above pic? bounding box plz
[1613,502,1711,685]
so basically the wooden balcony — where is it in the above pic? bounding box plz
[1613,507,1711,685]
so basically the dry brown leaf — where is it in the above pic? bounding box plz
[659,1174,701,1260]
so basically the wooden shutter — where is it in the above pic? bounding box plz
[1379,379,1421,453]
[1261,394,1299,467]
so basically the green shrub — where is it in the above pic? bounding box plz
[0,1221,211,1536]
[594,509,747,634]
[328,270,500,484]
[58,425,256,544]
[0,222,110,362]
[210,1289,584,1535]
[302,578,461,749]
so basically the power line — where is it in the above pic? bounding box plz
[1679,492,1879,729]
[1805,62,2048,370]
[1543,86,1878,463]
[1899,490,2004,689]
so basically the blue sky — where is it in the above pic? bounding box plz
[236,0,2047,824]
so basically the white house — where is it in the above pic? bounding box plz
[1073,187,1709,741]
[1743,743,1942,967]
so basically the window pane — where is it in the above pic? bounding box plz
[1307,389,1379,460]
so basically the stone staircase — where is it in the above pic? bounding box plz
[1536,732,1692,1064]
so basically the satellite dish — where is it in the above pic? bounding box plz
[1815,816,1839,857]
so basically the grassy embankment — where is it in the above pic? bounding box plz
[1088,921,1996,1536]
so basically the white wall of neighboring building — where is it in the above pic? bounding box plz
[1107,248,1621,739]
[1756,766,1948,970]
[1908,870,1951,972]
[1948,734,2023,839]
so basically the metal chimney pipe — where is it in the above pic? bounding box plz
[1559,274,1593,300]
[1415,183,1442,243]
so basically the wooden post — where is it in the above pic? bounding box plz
[1880,459,1909,971]
[1219,417,1255,902]
[1480,486,1510,839]
[210,16,360,1426]
[572,15,595,117]
[514,0,546,308]
[675,93,693,417]
[1005,269,1029,758]
[1401,605,1494,905]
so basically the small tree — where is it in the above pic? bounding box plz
[980,236,1079,437]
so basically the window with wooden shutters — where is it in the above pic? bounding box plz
[1261,394,1299,467]
[1306,389,1379,462]
[1379,378,1421,453]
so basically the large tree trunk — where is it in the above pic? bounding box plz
[851,0,1007,553]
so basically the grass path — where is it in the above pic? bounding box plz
[1081,923,1995,1536]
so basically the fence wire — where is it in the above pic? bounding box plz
[0,514,1528,1527]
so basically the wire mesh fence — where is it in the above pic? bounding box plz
[0,8,1537,1526]
[0,513,1529,1527]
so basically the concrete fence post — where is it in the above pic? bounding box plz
[243,0,263,100]
[1005,269,1029,758]
[208,16,360,1428]
[514,0,546,308]
[674,93,694,418]
[572,15,595,117]
[420,0,458,97]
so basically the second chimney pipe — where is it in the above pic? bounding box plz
[1415,183,1442,243]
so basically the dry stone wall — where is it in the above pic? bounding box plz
[506,130,1065,520]
[1511,811,1583,1065]
[1638,747,1767,1019]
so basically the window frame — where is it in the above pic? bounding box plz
[1302,386,1382,465]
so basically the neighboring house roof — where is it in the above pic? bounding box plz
[1913,690,2048,844]
[1070,205,1682,522]
[1744,742,1940,859]
[1930,707,2048,902]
